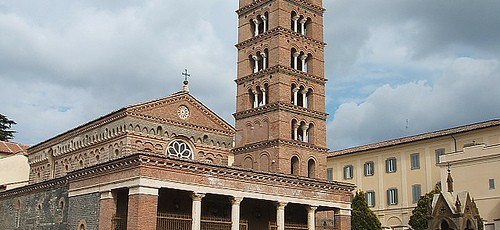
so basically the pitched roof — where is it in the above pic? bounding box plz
[329,119,500,157]
[29,91,235,151]
[0,141,29,155]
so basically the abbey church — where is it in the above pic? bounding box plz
[0,0,356,230]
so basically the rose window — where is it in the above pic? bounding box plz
[167,140,193,159]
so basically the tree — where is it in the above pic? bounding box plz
[351,190,382,230]
[408,186,441,230]
[0,113,16,141]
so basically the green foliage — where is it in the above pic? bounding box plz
[351,191,382,230]
[408,186,441,230]
[0,113,16,141]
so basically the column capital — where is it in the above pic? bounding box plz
[100,190,113,199]
[260,15,267,20]
[192,192,205,201]
[293,87,300,93]
[275,201,288,209]
[260,51,267,58]
[231,197,244,205]
[300,54,308,60]
[293,52,300,57]
[308,205,318,212]
[253,18,260,24]
[301,125,309,131]
[252,55,259,61]
[300,18,307,24]
[129,186,159,196]
[292,15,300,21]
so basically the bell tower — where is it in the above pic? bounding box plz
[233,0,328,179]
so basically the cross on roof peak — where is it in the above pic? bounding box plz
[182,68,191,93]
[182,69,191,82]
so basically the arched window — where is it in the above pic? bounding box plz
[291,11,299,32]
[291,156,300,175]
[167,140,193,159]
[291,119,298,140]
[440,220,450,230]
[307,159,316,178]
[306,123,314,144]
[243,156,253,169]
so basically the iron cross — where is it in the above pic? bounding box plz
[182,69,191,81]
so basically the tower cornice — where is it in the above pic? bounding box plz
[232,138,329,155]
[237,0,325,16]
[235,65,327,85]
[236,26,326,51]
[233,101,328,120]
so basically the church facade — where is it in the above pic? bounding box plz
[0,1,356,230]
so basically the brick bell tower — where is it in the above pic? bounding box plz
[233,0,328,179]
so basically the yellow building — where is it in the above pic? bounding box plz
[327,119,500,229]
[0,141,29,190]
[440,143,500,230]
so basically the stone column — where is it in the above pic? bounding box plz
[98,190,115,230]
[302,125,309,142]
[307,206,317,230]
[293,87,299,105]
[192,192,205,230]
[253,19,260,36]
[300,54,308,72]
[262,88,267,105]
[301,89,307,108]
[127,186,159,230]
[252,55,259,73]
[261,15,267,32]
[292,16,300,32]
[260,51,267,70]
[293,123,299,140]
[231,197,243,230]
[293,52,300,69]
[253,90,259,108]
[276,202,288,230]
[300,18,307,35]
[334,209,351,230]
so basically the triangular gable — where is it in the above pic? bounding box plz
[126,92,235,135]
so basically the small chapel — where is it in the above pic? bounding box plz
[0,0,356,230]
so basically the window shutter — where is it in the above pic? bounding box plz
[385,159,389,173]
[394,159,397,172]
[387,189,390,205]
[395,189,399,204]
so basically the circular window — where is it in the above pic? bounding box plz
[167,140,193,159]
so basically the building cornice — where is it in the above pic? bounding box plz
[236,26,326,50]
[0,177,67,199]
[232,138,329,154]
[233,101,328,120]
[66,152,354,192]
[235,65,326,85]
[237,0,325,16]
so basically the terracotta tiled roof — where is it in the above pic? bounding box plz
[329,119,500,157]
[0,141,29,155]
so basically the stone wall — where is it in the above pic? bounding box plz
[0,179,68,230]
[67,192,100,230]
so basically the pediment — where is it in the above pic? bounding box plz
[126,92,235,135]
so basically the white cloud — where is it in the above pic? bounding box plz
[329,57,500,149]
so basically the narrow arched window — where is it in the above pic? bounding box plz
[307,159,316,178]
[291,156,300,175]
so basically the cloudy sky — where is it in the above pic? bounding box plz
[1,0,499,150]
